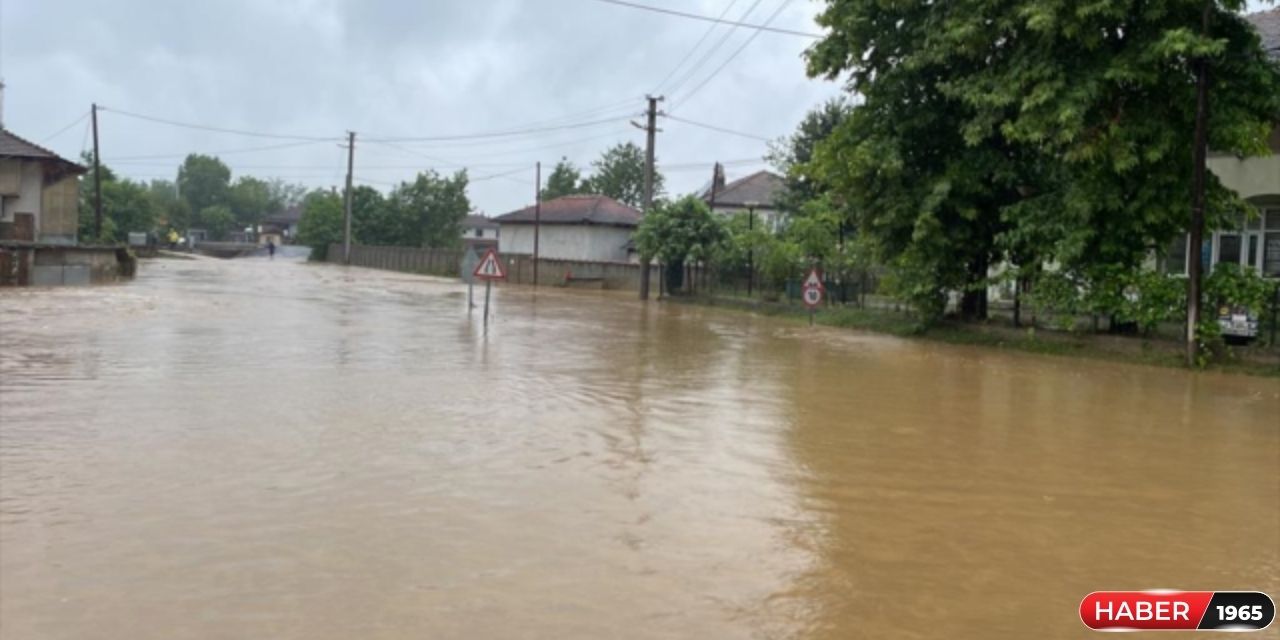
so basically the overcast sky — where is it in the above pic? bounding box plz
[1,0,847,215]
[1,0,1273,216]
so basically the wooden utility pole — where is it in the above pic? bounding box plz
[343,131,355,264]
[1186,2,1211,367]
[534,161,541,287]
[638,95,663,300]
[91,103,103,241]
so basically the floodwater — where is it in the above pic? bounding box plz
[1,257,1277,640]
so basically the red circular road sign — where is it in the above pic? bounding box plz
[802,268,824,309]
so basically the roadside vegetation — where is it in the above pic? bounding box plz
[637,0,1280,369]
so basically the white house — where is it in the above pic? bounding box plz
[495,195,640,263]
[461,213,499,251]
[0,128,84,245]
[1190,8,1280,279]
[699,169,787,231]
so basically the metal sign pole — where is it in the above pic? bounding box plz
[484,279,492,327]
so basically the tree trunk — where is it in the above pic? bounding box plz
[959,255,989,321]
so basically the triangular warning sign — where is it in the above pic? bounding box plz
[473,248,507,280]
[803,269,824,290]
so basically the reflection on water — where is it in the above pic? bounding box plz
[1,257,1277,639]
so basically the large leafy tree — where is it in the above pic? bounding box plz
[76,152,160,243]
[634,195,725,292]
[228,176,280,229]
[540,157,587,201]
[296,189,344,260]
[177,154,231,215]
[350,185,398,245]
[388,170,471,248]
[806,0,1280,322]
[583,142,662,208]
[768,97,853,213]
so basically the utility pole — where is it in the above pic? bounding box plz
[1186,1,1211,367]
[91,103,103,241]
[534,161,541,288]
[343,131,355,264]
[638,95,663,300]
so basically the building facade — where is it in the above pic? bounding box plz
[496,195,639,263]
[0,129,85,245]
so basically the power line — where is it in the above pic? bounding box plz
[583,0,821,38]
[663,0,766,98]
[651,0,743,94]
[99,106,340,142]
[107,139,331,162]
[41,111,90,143]
[670,0,792,110]
[367,115,629,143]
[662,114,774,142]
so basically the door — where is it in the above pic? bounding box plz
[13,213,34,241]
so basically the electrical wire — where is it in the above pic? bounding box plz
[99,106,340,142]
[366,115,629,144]
[40,111,90,143]
[583,0,820,38]
[651,0,743,95]
[670,0,792,110]
[662,0,766,99]
[662,114,774,142]
[107,139,329,162]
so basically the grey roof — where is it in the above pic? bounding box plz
[494,195,641,227]
[0,128,86,172]
[701,170,785,209]
[462,213,499,230]
[1247,8,1280,61]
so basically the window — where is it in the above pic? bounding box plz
[1165,234,1187,275]
[1264,209,1280,277]
[474,228,483,238]
[1218,234,1241,266]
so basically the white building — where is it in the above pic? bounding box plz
[700,169,787,231]
[461,213,499,250]
[496,195,640,263]
[0,128,85,245]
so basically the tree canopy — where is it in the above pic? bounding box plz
[541,158,588,201]
[583,142,663,208]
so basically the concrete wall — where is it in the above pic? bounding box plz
[0,244,129,287]
[499,224,634,263]
[329,243,657,291]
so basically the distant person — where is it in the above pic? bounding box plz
[167,229,179,250]
[267,239,276,259]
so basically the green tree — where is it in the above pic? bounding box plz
[388,170,470,248]
[634,195,725,293]
[540,157,587,201]
[76,152,160,243]
[296,190,344,260]
[583,142,662,208]
[197,205,237,240]
[804,0,1279,323]
[228,176,280,229]
[768,98,853,213]
[350,185,397,245]
[177,154,231,214]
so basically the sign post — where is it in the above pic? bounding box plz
[472,248,507,326]
[802,267,825,326]
[460,248,479,310]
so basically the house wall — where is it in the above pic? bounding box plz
[499,224,633,263]
[1208,126,1280,202]
[0,161,43,226]
[40,177,78,244]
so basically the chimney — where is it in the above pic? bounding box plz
[0,79,6,130]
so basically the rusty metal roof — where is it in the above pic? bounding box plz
[495,195,641,227]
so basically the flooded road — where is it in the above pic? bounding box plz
[2,257,1277,639]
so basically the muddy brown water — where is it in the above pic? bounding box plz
[2,258,1277,639]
